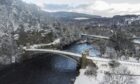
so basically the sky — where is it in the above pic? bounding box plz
[22,0,140,17]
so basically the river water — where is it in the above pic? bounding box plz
[0,43,99,84]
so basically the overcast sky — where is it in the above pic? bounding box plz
[22,0,140,17]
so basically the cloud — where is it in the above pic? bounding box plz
[105,0,140,4]
[22,0,45,8]
[34,0,45,8]
[22,0,140,17]
[45,4,72,10]
[43,0,93,5]
[75,0,140,16]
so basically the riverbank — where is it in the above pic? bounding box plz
[74,57,140,84]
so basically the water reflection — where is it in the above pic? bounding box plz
[53,55,77,72]
[66,43,100,56]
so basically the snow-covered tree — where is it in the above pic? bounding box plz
[109,30,135,58]
[100,66,135,84]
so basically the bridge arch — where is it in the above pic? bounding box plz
[24,49,81,63]
[56,54,79,63]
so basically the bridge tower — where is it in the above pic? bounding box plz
[80,50,89,69]
[26,43,31,49]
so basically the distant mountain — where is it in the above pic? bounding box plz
[50,12,101,20]
[55,12,140,28]
[113,15,139,19]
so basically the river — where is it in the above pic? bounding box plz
[0,43,99,84]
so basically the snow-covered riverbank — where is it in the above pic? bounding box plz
[74,59,140,84]
[74,69,104,84]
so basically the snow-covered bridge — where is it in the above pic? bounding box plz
[81,34,140,44]
[24,49,140,65]
[23,48,140,74]
[24,49,81,62]
[81,34,140,40]
[81,34,109,40]
[25,49,81,57]
[22,37,140,75]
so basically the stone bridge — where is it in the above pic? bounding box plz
[24,49,82,63]
[81,34,109,40]
[21,47,140,75]
[15,34,140,75]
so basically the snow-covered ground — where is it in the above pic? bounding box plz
[133,40,140,44]
[74,59,140,84]
[74,68,104,84]
[23,38,61,49]
[31,38,61,49]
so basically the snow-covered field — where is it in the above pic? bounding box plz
[74,69,104,84]
[74,60,140,84]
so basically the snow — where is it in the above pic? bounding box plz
[74,67,106,84]
[74,17,89,20]
[23,37,140,84]
[74,58,140,84]
[74,69,99,84]
[23,38,61,49]
[133,40,140,44]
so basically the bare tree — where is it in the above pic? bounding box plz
[97,39,107,57]
[100,66,135,84]
[108,30,135,59]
